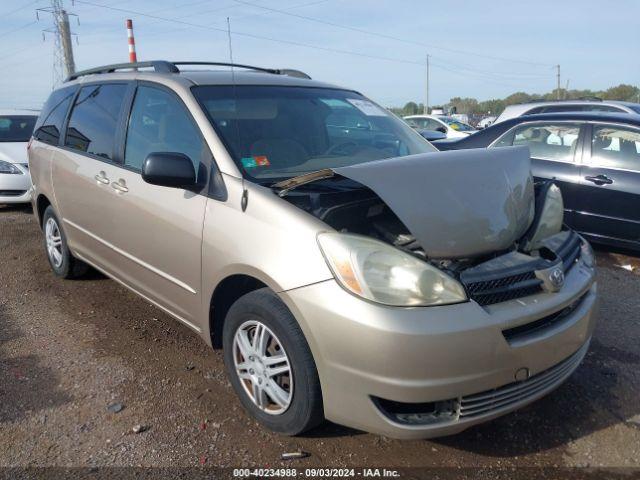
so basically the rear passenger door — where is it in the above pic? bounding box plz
[96,83,211,328]
[52,82,131,264]
[493,121,584,229]
[574,123,640,247]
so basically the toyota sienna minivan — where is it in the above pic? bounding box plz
[29,61,597,439]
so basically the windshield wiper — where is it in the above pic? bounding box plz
[271,168,336,197]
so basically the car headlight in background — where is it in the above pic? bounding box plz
[523,183,564,251]
[317,232,467,307]
[0,160,21,174]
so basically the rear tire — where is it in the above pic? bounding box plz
[223,288,324,435]
[42,206,89,279]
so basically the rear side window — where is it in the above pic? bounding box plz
[0,116,37,142]
[495,123,581,162]
[124,85,206,181]
[33,86,76,146]
[65,84,128,160]
[591,125,640,171]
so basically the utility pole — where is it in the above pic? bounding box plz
[424,54,430,115]
[38,0,78,86]
[556,64,561,100]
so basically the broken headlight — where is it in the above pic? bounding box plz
[523,183,564,251]
[317,232,467,307]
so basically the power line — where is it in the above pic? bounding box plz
[0,20,38,40]
[1,0,40,18]
[231,0,555,68]
[72,0,427,67]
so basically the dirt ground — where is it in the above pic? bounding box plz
[1,204,639,472]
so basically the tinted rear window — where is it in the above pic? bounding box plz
[0,116,37,142]
[33,86,77,146]
[65,84,128,160]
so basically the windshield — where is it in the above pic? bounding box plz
[0,115,37,142]
[437,116,475,132]
[629,105,640,114]
[193,86,436,182]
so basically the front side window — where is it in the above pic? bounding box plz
[590,125,640,171]
[65,84,128,160]
[193,86,435,182]
[496,123,580,162]
[0,116,37,143]
[33,86,77,146]
[124,85,206,181]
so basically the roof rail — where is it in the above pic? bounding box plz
[66,61,179,81]
[171,62,311,79]
[65,60,311,82]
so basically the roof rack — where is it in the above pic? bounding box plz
[65,60,311,82]
[517,96,604,105]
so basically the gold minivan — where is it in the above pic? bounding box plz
[29,61,597,439]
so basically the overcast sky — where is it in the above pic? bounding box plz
[1,0,638,110]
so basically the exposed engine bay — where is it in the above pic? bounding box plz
[279,175,582,307]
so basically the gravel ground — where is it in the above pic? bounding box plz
[1,204,639,471]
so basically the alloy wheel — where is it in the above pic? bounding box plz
[45,217,63,268]
[232,320,293,415]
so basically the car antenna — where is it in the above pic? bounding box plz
[227,17,248,212]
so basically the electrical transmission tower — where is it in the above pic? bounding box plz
[38,0,78,86]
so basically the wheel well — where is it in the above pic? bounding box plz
[209,275,268,349]
[36,195,52,227]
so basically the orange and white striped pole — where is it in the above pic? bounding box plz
[126,19,137,63]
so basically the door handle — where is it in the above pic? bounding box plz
[585,174,613,186]
[111,179,129,193]
[94,171,110,185]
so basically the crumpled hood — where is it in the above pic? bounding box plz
[0,142,29,164]
[333,146,534,259]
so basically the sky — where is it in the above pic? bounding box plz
[0,0,638,110]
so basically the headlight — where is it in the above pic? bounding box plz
[0,159,21,174]
[523,183,563,251]
[317,232,467,307]
[580,240,595,268]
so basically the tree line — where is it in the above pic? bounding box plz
[390,84,640,117]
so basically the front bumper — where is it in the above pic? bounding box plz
[279,256,596,439]
[0,165,32,204]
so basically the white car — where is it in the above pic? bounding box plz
[0,110,38,204]
[404,115,476,139]
[493,100,640,124]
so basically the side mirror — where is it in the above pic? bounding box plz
[436,126,447,134]
[142,152,197,189]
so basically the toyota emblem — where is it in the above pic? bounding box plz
[549,268,565,289]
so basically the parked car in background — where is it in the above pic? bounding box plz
[477,116,497,129]
[29,60,596,440]
[0,110,38,204]
[436,112,640,252]
[404,114,476,139]
[494,100,640,124]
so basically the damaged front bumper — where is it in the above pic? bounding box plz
[279,241,596,439]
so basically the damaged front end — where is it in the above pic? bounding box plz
[273,146,593,307]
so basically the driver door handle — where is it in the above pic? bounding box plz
[111,179,129,193]
[94,171,110,185]
[585,174,613,186]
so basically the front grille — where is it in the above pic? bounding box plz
[557,231,581,271]
[465,271,543,306]
[459,342,587,419]
[502,291,588,343]
[461,231,582,306]
[0,190,27,197]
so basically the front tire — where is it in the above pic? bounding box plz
[42,206,89,279]
[223,288,324,435]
